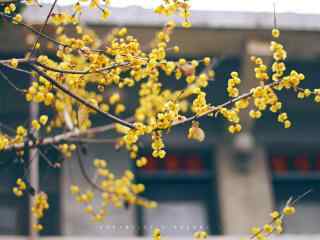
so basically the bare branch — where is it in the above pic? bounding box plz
[4,117,134,151]
[0,12,111,55]
[28,0,58,58]
[0,69,26,93]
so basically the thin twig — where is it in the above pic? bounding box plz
[4,116,134,151]
[76,147,103,191]
[67,137,119,144]
[0,69,26,93]
[0,12,110,55]
[249,189,313,240]
[37,147,58,168]
[171,80,281,127]
[34,60,131,75]
[29,64,135,129]
[29,0,58,58]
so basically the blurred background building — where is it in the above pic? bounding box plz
[0,1,320,238]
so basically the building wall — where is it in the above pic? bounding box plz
[62,144,135,236]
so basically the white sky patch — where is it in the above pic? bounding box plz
[39,0,320,14]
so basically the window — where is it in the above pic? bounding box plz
[0,146,62,235]
[268,144,320,233]
[133,148,221,236]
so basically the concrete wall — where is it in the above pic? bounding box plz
[1,235,320,240]
[62,144,135,236]
[61,131,219,237]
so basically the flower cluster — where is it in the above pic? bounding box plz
[151,132,166,159]
[26,78,54,106]
[12,178,27,197]
[188,121,205,142]
[227,71,241,97]
[252,57,269,82]
[151,200,297,240]
[136,156,148,167]
[248,204,296,240]
[219,107,241,134]
[31,192,49,232]
[154,0,191,28]
[70,159,156,222]
[58,143,77,158]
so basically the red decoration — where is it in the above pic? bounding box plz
[271,155,288,173]
[315,155,320,171]
[293,154,309,173]
[165,155,180,172]
[185,155,203,173]
[144,156,158,172]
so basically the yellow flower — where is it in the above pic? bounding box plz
[193,231,208,239]
[39,115,48,125]
[203,57,211,65]
[70,185,80,195]
[249,110,262,119]
[272,28,280,38]
[16,126,27,136]
[153,228,161,239]
[188,122,205,142]
[10,58,19,68]
[270,211,280,219]
[101,8,110,20]
[283,206,296,216]
[84,205,94,214]
[263,224,273,233]
[13,187,23,197]
[284,120,292,128]
[277,113,288,123]
[73,2,82,13]
[13,14,23,23]
[109,93,120,105]
[32,120,41,130]
[275,225,283,234]
[136,157,148,167]
[9,3,16,12]
[250,227,261,235]
[182,21,192,28]
[32,224,43,232]
[115,104,125,114]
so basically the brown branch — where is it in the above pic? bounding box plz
[29,0,58,58]
[0,12,109,55]
[249,189,312,240]
[0,69,26,93]
[29,64,135,128]
[0,11,68,48]
[0,0,18,4]
[67,137,119,144]
[172,80,281,127]
[74,146,153,210]
[0,58,133,75]
[4,117,134,152]
[76,147,103,192]
[34,61,131,75]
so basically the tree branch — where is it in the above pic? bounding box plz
[28,0,58,58]
[4,117,134,152]
[172,80,281,127]
[34,60,131,75]
[0,11,111,55]
[29,64,135,129]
